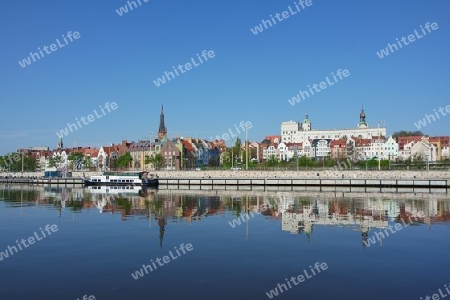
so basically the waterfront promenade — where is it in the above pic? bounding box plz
[1,170,450,180]
[0,170,448,191]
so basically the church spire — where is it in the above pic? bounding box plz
[158,104,167,140]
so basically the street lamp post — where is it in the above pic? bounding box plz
[231,147,233,169]
[149,132,152,171]
[245,127,248,171]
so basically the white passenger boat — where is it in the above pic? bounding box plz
[83,171,159,187]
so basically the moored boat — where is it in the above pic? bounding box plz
[83,171,159,187]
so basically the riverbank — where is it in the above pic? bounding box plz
[1,170,449,180]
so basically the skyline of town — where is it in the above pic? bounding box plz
[0,105,435,154]
[3,105,449,173]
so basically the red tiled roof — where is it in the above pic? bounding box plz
[397,136,422,144]
[265,135,281,144]
[285,142,302,148]
[102,146,119,154]
[330,139,346,147]
[180,140,195,152]
[355,139,371,147]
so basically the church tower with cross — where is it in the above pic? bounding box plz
[157,105,167,141]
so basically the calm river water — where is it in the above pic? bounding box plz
[0,184,449,300]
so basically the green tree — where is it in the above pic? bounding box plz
[109,157,118,170]
[359,158,379,169]
[221,150,232,169]
[265,155,278,168]
[48,156,61,168]
[0,153,37,171]
[298,155,315,168]
[239,145,257,168]
[117,153,133,169]
[24,156,38,171]
[232,138,242,165]
[83,156,92,170]
[392,130,424,140]
[0,154,20,170]
[145,154,164,170]
[412,153,425,168]
[68,152,84,170]
[249,147,257,162]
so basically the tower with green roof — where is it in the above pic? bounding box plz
[302,114,311,131]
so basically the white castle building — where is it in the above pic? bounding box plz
[281,109,387,144]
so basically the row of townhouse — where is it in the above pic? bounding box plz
[397,136,450,162]
[254,135,450,163]
[16,140,131,171]
[129,138,224,170]
[14,133,449,171]
[16,137,226,171]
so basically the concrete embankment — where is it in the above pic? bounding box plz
[0,171,448,191]
[1,170,450,180]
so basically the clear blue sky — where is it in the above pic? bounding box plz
[1,0,449,154]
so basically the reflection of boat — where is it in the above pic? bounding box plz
[87,185,156,199]
[87,185,156,213]
[87,185,143,195]
[83,171,159,187]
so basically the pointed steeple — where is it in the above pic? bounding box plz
[158,104,167,141]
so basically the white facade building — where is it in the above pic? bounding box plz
[411,137,437,162]
[382,136,399,160]
[277,142,288,161]
[398,141,415,161]
[360,136,398,160]
[281,110,386,145]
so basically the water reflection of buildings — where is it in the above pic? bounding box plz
[2,185,450,240]
[278,192,389,242]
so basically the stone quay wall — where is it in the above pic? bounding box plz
[1,170,449,180]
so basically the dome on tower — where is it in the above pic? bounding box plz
[360,109,365,118]
[357,108,368,128]
[303,114,311,124]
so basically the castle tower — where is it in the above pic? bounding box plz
[302,114,311,131]
[357,106,368,129]
[158,105,167,141]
